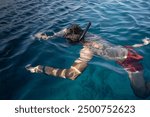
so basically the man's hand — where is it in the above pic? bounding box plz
[34,32,49,40]
[25,64,43,73]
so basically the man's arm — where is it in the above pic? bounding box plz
[34,28,67,40]
[127,71,150,98]
[26,46,93,80]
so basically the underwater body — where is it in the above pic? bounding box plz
[0,0,150,99]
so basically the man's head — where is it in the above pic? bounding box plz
[64,24,84,43]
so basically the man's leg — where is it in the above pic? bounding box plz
[127,70,150,98]
[132,37,150,48]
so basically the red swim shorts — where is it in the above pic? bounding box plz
[117,46,143,72]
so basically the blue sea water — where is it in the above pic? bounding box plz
[0,0,150,100]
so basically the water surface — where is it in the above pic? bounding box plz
[0,0,150,99]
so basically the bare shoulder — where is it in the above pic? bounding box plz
[79,46,93,62]
[81,45,93,54]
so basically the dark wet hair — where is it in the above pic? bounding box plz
[64,24,84,43]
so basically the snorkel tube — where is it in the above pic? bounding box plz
[79,21,91,41]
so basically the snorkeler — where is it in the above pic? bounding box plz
[26,22,150,98]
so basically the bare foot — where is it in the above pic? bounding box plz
[143,37,150,45]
